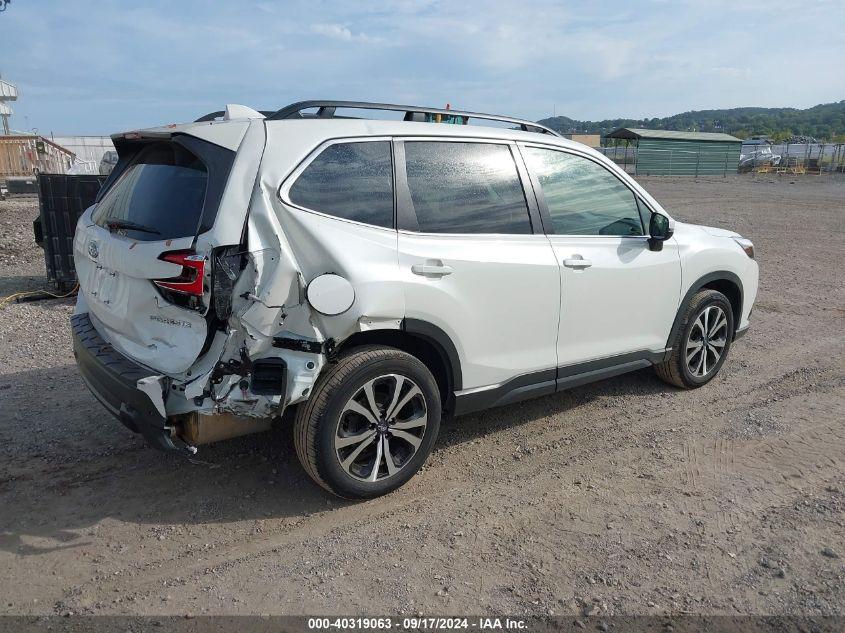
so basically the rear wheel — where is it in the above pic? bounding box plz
[294,346,441,499]
[655,289,734,389]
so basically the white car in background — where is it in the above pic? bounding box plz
[71,101,758,498]
[739,146,781,171]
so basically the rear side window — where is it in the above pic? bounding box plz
[288,141,393,228]
[523,147,644,236]
[403,142,531,234]
[92,142,208,242]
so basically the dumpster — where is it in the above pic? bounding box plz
[35,174,106,290]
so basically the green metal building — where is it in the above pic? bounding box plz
[605,128,742,176]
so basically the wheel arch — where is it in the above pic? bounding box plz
[334,318,462,411]
[666,271,744,350]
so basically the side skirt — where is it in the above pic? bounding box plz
[453,349,667,417]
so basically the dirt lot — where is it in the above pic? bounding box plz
[0,175,843,618]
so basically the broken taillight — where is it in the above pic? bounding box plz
[153,251,205,296]
[212,248,242,320]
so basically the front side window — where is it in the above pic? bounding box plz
[403,141,531,234]
[288,141,393,228]
[522,147,644,236]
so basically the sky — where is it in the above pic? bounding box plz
[1,0,843,135]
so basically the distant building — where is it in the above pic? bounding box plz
[742,137,771,146]
[562,133,601,148]
[50,136,115,164]
[604,128,742,176]
[51,135,115,173]
[0,78,18,135]
[0,75,115,175]
[0,135,75,178]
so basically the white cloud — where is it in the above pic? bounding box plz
[708,66,751,79]
[310,23,383,44]
[1,0,842,132]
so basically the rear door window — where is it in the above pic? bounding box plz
[92,142,208,242]
[287,141,394,228]
[402,141,532,234]
[522,146,644,236]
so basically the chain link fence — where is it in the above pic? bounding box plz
[760,143,845,173]
[596,143,845,176]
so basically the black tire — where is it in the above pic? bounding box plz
[293,346,441,499]
[655,289,735,389]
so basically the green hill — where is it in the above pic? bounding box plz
[537,101,845,141]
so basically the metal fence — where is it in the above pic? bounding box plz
[596,143,845,176]
[597,144,638,173]
[759,143,845,172]
[596,146,738,176]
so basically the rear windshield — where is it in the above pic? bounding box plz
[92,142,207,242]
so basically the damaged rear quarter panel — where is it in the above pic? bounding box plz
[260,122,405,342]
[241,124,404,401]
[190,121,405,419]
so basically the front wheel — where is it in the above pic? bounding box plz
[293,346,441,499]
[655,289,734,389]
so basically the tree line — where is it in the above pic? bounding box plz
[537,100,845,142]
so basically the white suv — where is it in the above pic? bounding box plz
[71,101,758,498]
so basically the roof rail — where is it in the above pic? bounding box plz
[264,100,561,136]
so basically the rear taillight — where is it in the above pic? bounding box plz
[154,251,206,296]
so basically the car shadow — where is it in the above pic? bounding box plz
[0,362,672,556]
[438,367,669,449]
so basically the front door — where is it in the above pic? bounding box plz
[520,144,681,368]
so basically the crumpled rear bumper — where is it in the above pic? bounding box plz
[71,312,190,454]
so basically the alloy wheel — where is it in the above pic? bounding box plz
[334,374,428,482]
[685,305,728,378]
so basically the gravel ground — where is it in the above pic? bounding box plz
[0,175,843,618]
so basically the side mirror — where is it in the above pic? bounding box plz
[648,213,673,252]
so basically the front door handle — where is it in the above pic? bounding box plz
[563,258,592,269]
[411,262,454,277]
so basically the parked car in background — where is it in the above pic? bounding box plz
[71,101,758,498]
[67,158,99,175]
[98,150,119,175]
[739,146,781,172]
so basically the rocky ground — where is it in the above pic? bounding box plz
[0,175,843,618]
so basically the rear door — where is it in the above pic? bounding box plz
[74,134,238,374]
[519,144,681,368]
[395,138,560,390]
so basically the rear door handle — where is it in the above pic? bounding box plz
[563,258,592,269]
[411,262,454,277]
